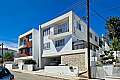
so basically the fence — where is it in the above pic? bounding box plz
[91,65,120,78]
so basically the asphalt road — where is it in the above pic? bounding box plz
[12,71,64,80]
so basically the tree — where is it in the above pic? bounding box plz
[106,17,120,40]
[4,52,14,61]
[106,17,120,62]
[100,50,115,64]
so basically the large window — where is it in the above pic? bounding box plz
[28,34,32,41]
[54,22,68,35]
[95,36,98,42]
[55,39,65,47]
[20,39,26,46]
[27,47,32,55]
[43,27,50,36]
[72,40,87,50]
[23,40,26,45]
[90,32,92,38]
[43,42,50,50]
[90,43,97,51]
[77,21,81,31]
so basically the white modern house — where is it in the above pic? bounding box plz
[15,29,39,70]
[39,11,100,71]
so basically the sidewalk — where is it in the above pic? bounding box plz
[105,76,120,80]
[12,69,111,80]
[12,69,88,80]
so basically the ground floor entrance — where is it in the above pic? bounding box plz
[42,56,61,67]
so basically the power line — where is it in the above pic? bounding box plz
[98,5,120,13]
[54,0,86,17]
[91,9,106,21]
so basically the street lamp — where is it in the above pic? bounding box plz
[0,43,4,66]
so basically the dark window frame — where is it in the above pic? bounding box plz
[55,39,65,47]
[95,36,98,42]
[43,42,50,50]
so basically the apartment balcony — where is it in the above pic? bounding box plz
[18,45,27,49]
[48,31,72,40]
[72,40,87,50]
[15,52,32,58]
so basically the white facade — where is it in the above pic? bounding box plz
[39,11,99,69]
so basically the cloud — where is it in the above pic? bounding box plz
[0,40,18,51]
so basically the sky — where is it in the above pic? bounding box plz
[0,0,120,49]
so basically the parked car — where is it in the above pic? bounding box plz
[12,64,18,69]
[0,66,15,80]
[48,61,60,66]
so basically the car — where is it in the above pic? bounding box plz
[12,64,18,69]
[0,66,15,80]
[48,61,60,66]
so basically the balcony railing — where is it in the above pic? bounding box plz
[72,40,87,50]
[48,31,71,40]
[15,52,32,58]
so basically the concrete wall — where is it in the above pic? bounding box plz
[44,66,79,77]
[72,13,99,46]
[94,66,120,78]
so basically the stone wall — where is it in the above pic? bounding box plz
[61,53,86,71]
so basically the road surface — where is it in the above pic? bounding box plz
[12,71,64,80]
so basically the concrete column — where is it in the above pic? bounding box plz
[39,25,43,68]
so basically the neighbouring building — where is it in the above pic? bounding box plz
[0,48,17,59]
[15,29,39,69]
[39,11,99,71]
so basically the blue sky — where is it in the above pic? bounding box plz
[0,0,120,48]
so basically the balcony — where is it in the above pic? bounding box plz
[18,45,27,49]
[72,40,87,50]
[16,48,32,58]
[48,31,71,40]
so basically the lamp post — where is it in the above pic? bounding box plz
[0,43,4,66]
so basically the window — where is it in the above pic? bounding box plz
[43,42,50,50]
[90,32,92,38]
[28,34,32,41]
[95,36,97,42]
[90,44,93,50]
[55,39,65,47]
[20,39,23,46]
[27,47,32,53]
[72,40,87,50]
[77,22,81,31]
[43,27,50,36]
[23,40,26,45]
[20,39,26,46]
[27,47,32,55]
[54,22,68,35]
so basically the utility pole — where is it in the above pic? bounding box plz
[0,43,4,66]
[1,43,4,66]
[87,0,91,79]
